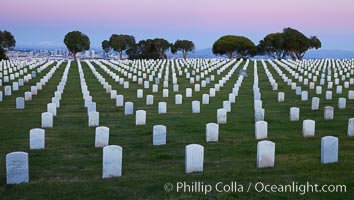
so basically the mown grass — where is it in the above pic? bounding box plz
[0,59,353,199]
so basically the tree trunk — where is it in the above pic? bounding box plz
[160,50,165,60]
[288,51,296,61]
[73,51,77,61]
[119,51,123,60]
[183,51,187,60]
[227,52,232,59]
[296,52,305,61]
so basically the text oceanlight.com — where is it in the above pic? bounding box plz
[164,181,346,195]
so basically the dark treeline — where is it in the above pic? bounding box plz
[0,27,321,61]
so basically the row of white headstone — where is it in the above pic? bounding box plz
[274,59,354,102]
[15,61,64,110]
[0,59,45,86]
[266,59,353,126]
[41,61,71,128]
[1,60,48,102]
[4,133,341,184]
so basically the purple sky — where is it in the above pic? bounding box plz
[1,0,354,50]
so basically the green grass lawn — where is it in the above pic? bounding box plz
[0,59,353,199]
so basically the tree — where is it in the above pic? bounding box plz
[102,40,111,53]
[171,40,195,59]
[101,40,111,59]
[309,36,321,49]
[152,38,170,60]
[212,35,256,59]
[258,32,287,60]
[63,31,90,61]
[126,39,160,60]
[109,34,135,60]
[282,27,321,60]
[0,30,16,60]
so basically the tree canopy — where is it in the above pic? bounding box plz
[63,31,90,61]
[152,38,170,60]
[212,35,256,59]
[0,30,16,60]
[171,40,195,59]
[101,40,111,53]
[258,28,322,60]
[126,39,161,60]
[109,34,135,60]
[258,32,287,60]
[283,27,321,60]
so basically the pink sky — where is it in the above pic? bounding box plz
[1,0,353,50]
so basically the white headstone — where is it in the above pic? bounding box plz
[173,84,179,92]
[303,119,315,137]
[338,98,346,109]
[347,118,354,137]
[12,82,19,91]
[41,112,53,128]
[278,92,284,102]
[47,103,57,116]
[137,89,143,98]
[316,86,322,94]
[217,108,227,124]
[87,102,96,114]
[206,123,219,142]
[5,85,12,96]
[105,85,112,94]
[326,91,332,100]
[290,107,300,121]
[348,91,354,100]
[295,86,302,95]
[146,95,154,105]
[186,88,192,98]
[321,136,338,164]
[29,128,45,149]
[202,94,209,104]
[110,90,117,99]
[223,101,231,112]
[192,101,200,113]
[336,85,342,94]
[16,97,25,109]
[52,97,60,108]
[301,91,308,101]
[144,81,149,89]
[194,84,200,92]
[136,110,146,125]
[6,152,29,184]
[158,102,167,114]
[257,140,275,168]
[89,111,99,127]
[185,144,204,173]
[124,81,129,88]
[153,125,166,145]
[254,100,262,110]
[311,97,320,110]
[102,145,122,178]
[116,95,124,107]
[152,84,158,93]
[209,88,216,97]
[254,108,265,122]
[124,102,134,115]
[255,121,268,140]
[175,94,182,104]
[163,89,169,97]
[95,126,109,147]
[30,86,37,95]
[324,106,334,120]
